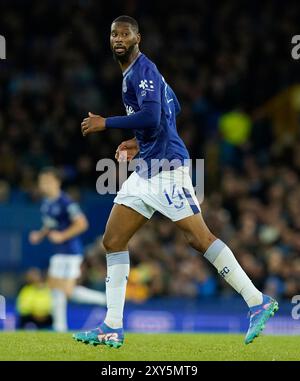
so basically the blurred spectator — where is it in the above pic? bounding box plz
[16,268,53,330]
[0,180,11,203]
[218,108,252,167]
[126,267,151,303]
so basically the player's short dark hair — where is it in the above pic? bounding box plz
[112,15,139,33]
[39,167,62,182]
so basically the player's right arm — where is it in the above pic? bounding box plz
[81,66,162,136]
[115,137,139,162]
[29,226,50,245]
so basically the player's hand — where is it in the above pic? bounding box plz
[81,112,106,136]
[29,231,43,245]
[48,231,66,244]
[115,138,139,162]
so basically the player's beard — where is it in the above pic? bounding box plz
[112,43,136,64]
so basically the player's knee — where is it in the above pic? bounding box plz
[102,232,113,251]
[102,232,128,253]
[64,286,74,299]
[47,277,58,290]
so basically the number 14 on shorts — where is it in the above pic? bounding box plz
[163,184,184,209]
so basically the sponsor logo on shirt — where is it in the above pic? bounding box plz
[125,105,135,115]
[138,79,154,92]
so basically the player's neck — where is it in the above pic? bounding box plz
[46,189,61,200]
[119,48,140,73]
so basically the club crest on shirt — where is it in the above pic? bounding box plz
[52,205,61,215]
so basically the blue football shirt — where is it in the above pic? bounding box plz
[40,192,83,255]
[121,53,189,177]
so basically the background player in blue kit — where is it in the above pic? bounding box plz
[73,16,278,348]
[29,167,106,332]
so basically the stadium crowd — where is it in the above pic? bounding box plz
[0,0,300,301]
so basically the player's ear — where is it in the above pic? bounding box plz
[136,33,141,45]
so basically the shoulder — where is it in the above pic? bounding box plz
[60,192,83,217]
[136,54,160,76]
[130,54,162,93]
[127,54,161,85]
[139,54,158,71]
[59,192,74,206]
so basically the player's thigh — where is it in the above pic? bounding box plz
[62,278,77,297]
[103,203,148,252]
[48,276,76,296]
[48,254,82,295]
[175,212,216,253]
[47,276,65,290]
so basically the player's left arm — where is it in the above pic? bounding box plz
[47,203,89,244]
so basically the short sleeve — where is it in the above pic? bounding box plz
[134,66,161,108]
[42,216,56,228]
[66,202,83,220]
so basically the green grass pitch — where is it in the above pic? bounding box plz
[0,332,299,361]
